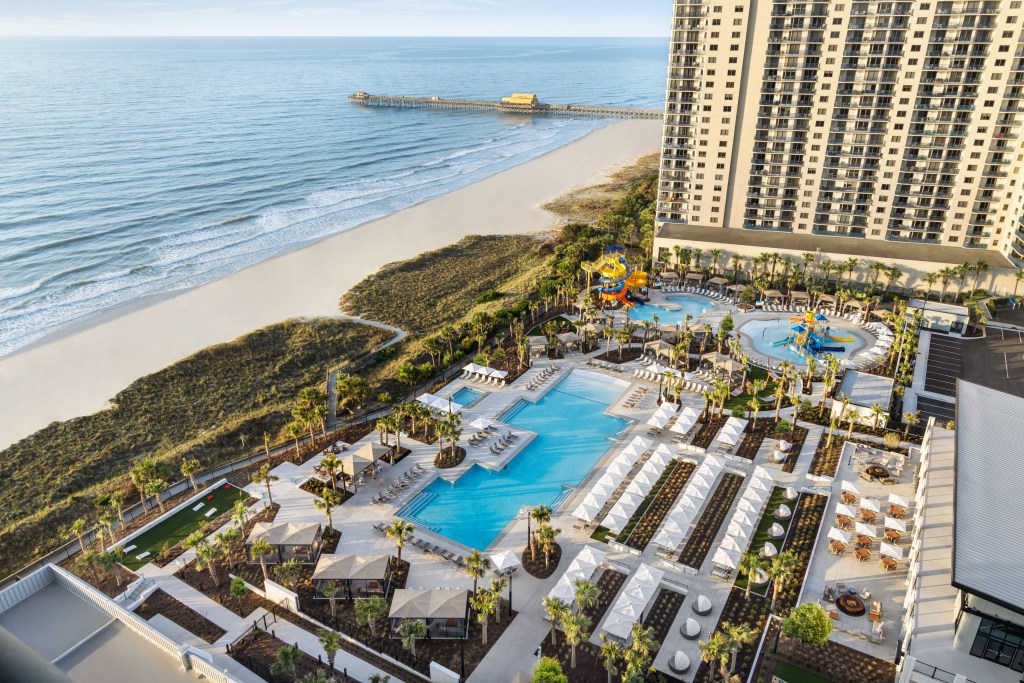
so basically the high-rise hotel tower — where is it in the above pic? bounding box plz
[656,0,1024,267]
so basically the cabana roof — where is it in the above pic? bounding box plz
[527,335,548,346]
[817,293,837,303]
[708,276,729,286]
[685,272,704,281]
[727,284,747,292]
[763,289,784,299]
[661,270,680,280]
[389,589,469,620]
[248,522,321,547]
[343,442,390,477]
[789,290,810,300]
[313,554,390,581]
[644,339,675,357]
[556,332,581,343]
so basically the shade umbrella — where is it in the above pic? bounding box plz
[784,486,799,501]
[828,527,851,544]
[761,542,778,558]
[835,503,857,518]
[885,516,907,532]
[686,486,707,501]
[888,493,909,508]
[469,417,494,430]
[855,522,877,538]
[732,510,756,528]
[676,495,700,513]
[841,480,860,495]
[607,459,631,478]
[775,504,792,519]
[861,497,880,513]
[880,542,904,559]
[741,487,766,504]
[647,412,670,429]
[721,536,745,554]
[737,498,760,515]
[752,465,774,481]
[727,521,751,541]
[572,500,602,523]
[490,550,521,574]
[590,480,615,500]
[748,477,770,493]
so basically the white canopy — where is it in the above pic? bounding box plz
[607,459,631,478]
[691,473,714,491]
[548,546,608,604]
[721,536,745,554]
[671,411,699,434]
[603,564,664,640]
[784,486,799,501]
[885,516,907,532]
[855,522,877,538]
[647,412,670,429]
[841,480,860,495]
[727,521,752,541]
[742,486,767,504]
[732,510,756,529]
[468,417,494,430]
[775,504,792,519]
[653,517,688,549]
[713,547,741,570]
[737,498,760,515]
[747,476,770,493]
[752,465,775,482]
[888,493,909,508]
[835,503,857,518]
[572,499,603,523]
[490,550,521,574]
[717,428,742,446]
[675,495,701,513]
[828,527,851,544]
[861,497,880,513]
[880,542,904,559]
[647,449,673,470]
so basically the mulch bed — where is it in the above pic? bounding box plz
[58,554,139,599]
[434,445,467,469]
[522,543,561,579]
[690,416,728,450]
[642,587,686,645]
[135,589,227,643]
[299,477,355,504]
[752,621,897,683]
[623,461,696,551]
[780,424,810,474]
[230,628,335,683]
[695,493,828,682]
[677,473,743,569]
[808,432,846,478]
[593,345,645,364]
[734,418,777,461]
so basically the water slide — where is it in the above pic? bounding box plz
[582,249,647,309]
[826,333,856,343]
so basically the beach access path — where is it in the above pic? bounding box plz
[0,118,662,450]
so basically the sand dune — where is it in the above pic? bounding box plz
[0,118,662,449]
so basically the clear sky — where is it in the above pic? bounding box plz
[0,1,672,37]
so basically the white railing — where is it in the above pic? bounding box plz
[187,652,249,683]
[0,565,54,613]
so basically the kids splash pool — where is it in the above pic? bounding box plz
[398,371,629,550]
[739,316,872,366]
[627,294,716,327]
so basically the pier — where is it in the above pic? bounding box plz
[349,92,663,120]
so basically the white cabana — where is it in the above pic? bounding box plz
[855,522,877,538]
[885,517,907,532]
[775,504,792,519]
[603,564,665,640]
[768,523,785,539]
[880,542,904,559]
[761,542,778,558]
[548,546,608,604]
[828,527,851,544]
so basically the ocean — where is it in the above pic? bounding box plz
[0,37,667,356]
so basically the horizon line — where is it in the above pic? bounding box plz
[0,34,668,39]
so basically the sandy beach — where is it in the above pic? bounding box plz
[0,118,661,450]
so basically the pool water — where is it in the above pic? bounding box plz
[740,317,868,366]
[451,386,486,407]
[627,294,715,327]
[399,371,628,550]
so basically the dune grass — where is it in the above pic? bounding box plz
[0,318,391,578]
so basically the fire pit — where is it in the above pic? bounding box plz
[865,465,889,480]
[835,593,866,617]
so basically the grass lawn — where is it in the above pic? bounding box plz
[734,486,791,597]
[773,660,830,683]
[119,483,252,570]
[590,525,613,544]
[721,364,781,413]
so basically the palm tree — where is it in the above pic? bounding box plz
[75,549,101,584]
[470,588,500,645]
[844,407,860,440]
[322,581,339,618]
[355,595,389,636]
[194,541,222,587]
[299,671,335,683]
[768,550,800,612]
[385,520,414,564]
[288,421,304,461]
[488,576,508,624]
[397,618,427,658]
[252,464,278,509]
[146,479,168,513]
[536,524,560,569]
[270,644,303,683]
[869,403,886,431]
[232,497,253,529]
[1014,268,1024,297]
[108,491,126,533]
[903,410,920,439]
[738,551,767,600]
[722,622,757,675]
[572,578,600,615]
[599,634,623,683]
[180,458,201,492]
[542,596,569,645]
[274,558,301,590]
[317,628,342,672]
[826,415,839,448]
[98,547,126,588]
[562,612,592,669]
[530,505,551,561]
[214,526,241,571]
[971,259,990,295]
[314,490,342,538]
[69,518,88,553]
[317,453,342,491]
[464,549,490,596]
[699,632,728,683]
[922,271,939,301]
[250,538,274,580]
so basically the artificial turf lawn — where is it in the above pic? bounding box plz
[120,483,252,569]
[773,660,830,683]
[734,486,792,597]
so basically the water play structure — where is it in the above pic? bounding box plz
[581,246,648,309]
[772,312,856,359]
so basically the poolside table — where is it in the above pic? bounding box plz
[835,515,853,530]
[888,504,906,518]
[880,557,898,571]
[828,540,847,554]
[856,535,872,548]
[884,529,901,543]
[855,548,871,562]
[859,510,877,523]
[841,492,857,505]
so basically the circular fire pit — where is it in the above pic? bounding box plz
[865,465,889,479]
[835,594,866,617]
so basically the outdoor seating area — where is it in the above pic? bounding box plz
[460,362,508,386]
[245,521,324,565]
[312,553,392,600]
[370,463,428,505]
[547,546,607,605]
[659,283,734,303]
[601,563,665,641]
[652,454,725,554]
[525,365,562,391]
[621,385,650,409]
[570,435,653,525]
[711,466,776,574]
[602,445,675,534]
[646,401,679,435]
[388,588,470,640]
[371,522,467,568]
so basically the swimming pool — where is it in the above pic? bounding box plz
[739,317,870,366]
[627,294,716,327]
[399,371,629,550]
[451,386,486,407]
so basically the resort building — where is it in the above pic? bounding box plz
[833,369,895,427]
[899,381,1024,680]
[656,0,1024,279]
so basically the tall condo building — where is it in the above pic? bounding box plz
[657,0,1024,267]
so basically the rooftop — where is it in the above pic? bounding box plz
[954,380,1024,615]
[909,299,969,317]
[655,223,1013,268]
[838,370,895,408]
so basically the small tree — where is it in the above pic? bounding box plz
[214,526,241,571]
[464,549,490,596]
[317,628,343,672]
[470,588,499,645]
[572,578,600,614]
[230,576,249,597]
[76,549,101,585]
[384,520,414,563]
[250,538,274,580]
[322,580,339,618]
[252,464,279,509]
[98,547,126,588]
[274,558,301,590]
[314,489,342,538]
[599,634,623,683]
[397,618,427,658]
[69,518,88,553]
[194,541,222,587]
[783,602,833,645]
[536,523,560,569]
[180,458,202,492]
[738,551,767,600]
[541,596,569,645]
[355,595,389,636]
[270,643,303,683]
[561,612,592,669]
[532,657,568,683]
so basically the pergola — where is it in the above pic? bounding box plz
[342,442,390,489]
[246,522,323,565]
[389,588,470,640]
[527,335,548,357]
[844,298,866,311]
[556,331,581,350]
[707,276,729,291]
[685,272,704,282]
[727,284,747,293]
[661,270,680,280]
[701,351,742,375]
[789,290,810,301]
[312,553,392,601]
[762,289,784,302]
[817,293,837,305]
[644,339,676,360]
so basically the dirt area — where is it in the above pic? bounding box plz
[57,554,139,599]
[230,629,336,683]
[135,589,227,643]
[434,445,467,469]
[522,543,561,580]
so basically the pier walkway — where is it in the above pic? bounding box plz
[349,92,663,119]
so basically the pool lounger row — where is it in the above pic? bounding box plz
[371,523,465,567]
[525,365,561,391]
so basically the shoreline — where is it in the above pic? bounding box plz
[0,118,662,450]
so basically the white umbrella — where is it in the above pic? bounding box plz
[742,486,767,504]
[717,429,741,446]
[607,459,631,478]
[748,477,770,493]
[595,474,617,491]
[861,497,880,513]
[841,480,860,495]
[835,503,857,518]
[855,522,877,538]
[768,523,785,538]
[885,516,907,532]
[691,473,713,490]
[784,486,799,501]
[727,521,751,540]
[490,550,521,574]
[720,535,745,553]
[732,510,756,528]
[573,500,602,523]
[828,527,851,544]
[676,495,701,513]
[685,486,707,501]
[737,498,760,515]
[469,417,494,430]
[880,542,904,559]
[712,547,741,570]
[775,504,792,519]
[647,412,670,429]
[752,465,774,481]
[761,542,778,558]
[888,493,909,508]
[590,480,615,500]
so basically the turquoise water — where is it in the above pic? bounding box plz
[627,294,716,327]
[740,317,869,366]
[0,37,667,356]
[399,371,628,550]
[451,386,486,407]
